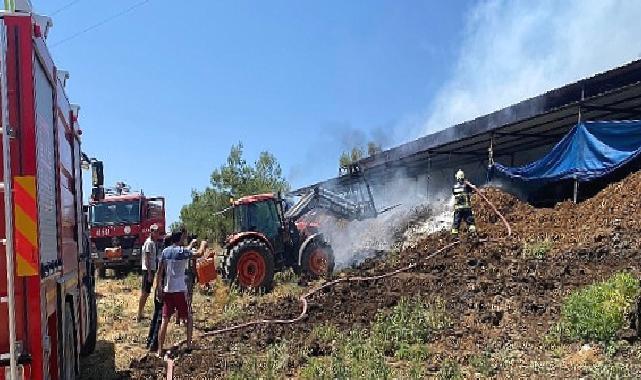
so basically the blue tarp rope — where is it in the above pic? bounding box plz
[494,120,641,183]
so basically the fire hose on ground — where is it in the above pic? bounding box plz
[164,184,512,379]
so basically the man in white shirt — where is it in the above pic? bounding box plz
[155,231,206,356]
[137,224,158,322]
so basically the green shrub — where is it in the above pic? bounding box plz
[552,272,639,342]
[371,297,450,353]
[522,239,552,259]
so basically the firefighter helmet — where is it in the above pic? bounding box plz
[455,169,465,181]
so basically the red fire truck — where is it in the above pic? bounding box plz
[88,180,166,278]
[0,3,97,379]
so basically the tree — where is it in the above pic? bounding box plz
[367,142,382,156]
[339,152,352,171]
[168,221,185,233]
[339,142,382,173]
[350,147,364,162]
[179,143,289,242]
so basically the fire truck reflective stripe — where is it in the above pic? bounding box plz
[14,207,37,247]
[16,254,37,276]
[14,176,38,276]
[14,179,37,220]
[14,176,36,199]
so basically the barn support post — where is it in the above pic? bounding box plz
[426,152,432,201]
[573,99,583,204]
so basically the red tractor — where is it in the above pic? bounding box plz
[217,182,379,291]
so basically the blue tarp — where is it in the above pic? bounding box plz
[494,121,641,182]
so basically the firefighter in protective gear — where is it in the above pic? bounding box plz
[451,169,477,236]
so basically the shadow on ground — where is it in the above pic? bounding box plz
[80,340,131,380]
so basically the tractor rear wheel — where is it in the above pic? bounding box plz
[225,239,275,292]
[301,240,335,279]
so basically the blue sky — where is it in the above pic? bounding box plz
[35,0,473,223]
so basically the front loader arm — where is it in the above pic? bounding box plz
[285,187,377,221]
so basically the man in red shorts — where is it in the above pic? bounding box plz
[155,230,205,356]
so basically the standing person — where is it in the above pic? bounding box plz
[137,224,158,322]
[451,169,477,236]
[185,237,208,305]
[146,233,172,351]
[155,231,205,356]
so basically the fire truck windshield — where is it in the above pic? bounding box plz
[90,201,141,226]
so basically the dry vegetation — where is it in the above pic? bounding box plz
[80,269,306,379]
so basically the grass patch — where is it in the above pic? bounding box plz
[371,297,450,354]
[549,272,639,343]
[522,239,552,259]
[273,268,299,284]
[228,343,290,380]
[437,359,463,380]
[300,330,392,380]
[311,323,342,346]
[469,351,495,377]
[219,284,252,322]
[394,343,430,361]
[300,298,449,379]
[586,360,632,380]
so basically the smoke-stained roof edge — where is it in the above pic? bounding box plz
[292,58,641,194]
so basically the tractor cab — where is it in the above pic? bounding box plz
[232,194,284,242]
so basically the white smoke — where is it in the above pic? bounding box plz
[425,0,641,133]
[317,1,641,268]
[317,174,452,268]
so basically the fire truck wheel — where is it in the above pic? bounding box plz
[225,239,275,292]
[301,240,335,279]
[80,283,98,356]
[63,305,77,380]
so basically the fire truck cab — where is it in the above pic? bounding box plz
[0,2,97,379]
[89,189,166,277]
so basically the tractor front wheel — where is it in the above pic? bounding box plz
[301,240,335,279]
[225,239,275,292]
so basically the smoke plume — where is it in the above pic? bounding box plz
[320,0,641,268]
[425,0,641,134]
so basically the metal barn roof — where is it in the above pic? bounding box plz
[293,59,641,194]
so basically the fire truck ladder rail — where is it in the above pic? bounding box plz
[0,21,19,379]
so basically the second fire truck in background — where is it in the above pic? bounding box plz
[88,162,166,278]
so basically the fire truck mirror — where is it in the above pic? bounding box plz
[91,187,105,201]
[91,160,104,187]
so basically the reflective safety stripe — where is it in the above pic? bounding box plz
[14,177,38,276]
